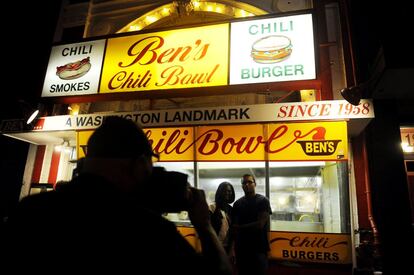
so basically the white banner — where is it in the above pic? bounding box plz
[30,99,374,132]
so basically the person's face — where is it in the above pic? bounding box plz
[222,185,233,203]
[241,175,256,196]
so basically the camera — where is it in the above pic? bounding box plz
[144,166,191,213]
[74,158,190,213]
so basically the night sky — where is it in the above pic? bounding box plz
[1,1,62,220]
[4,1,61,110]
[348,1,410,82]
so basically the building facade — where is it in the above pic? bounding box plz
[1,1,413,274]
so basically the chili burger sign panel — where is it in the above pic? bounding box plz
[230,13,316,84]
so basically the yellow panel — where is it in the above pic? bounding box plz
[76,122,347,161]
[147,127,194,161]
[267,121,347,161]
[269,231,352,264]
[100,24,229,93]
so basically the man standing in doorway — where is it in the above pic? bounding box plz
[232,174,272,275]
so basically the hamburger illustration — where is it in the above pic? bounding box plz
[56,56,91,80]
[251,35,292,63]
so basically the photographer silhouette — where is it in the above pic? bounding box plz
[6,116,231,275]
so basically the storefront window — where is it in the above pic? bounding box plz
[269,161,350,233]
[157,160,350,234]
[197,161,266,205]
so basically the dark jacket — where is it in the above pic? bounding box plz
[5,173,203,274]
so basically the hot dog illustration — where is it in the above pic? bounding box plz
[56,57,91,80]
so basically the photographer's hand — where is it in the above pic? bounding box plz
[187,187,232,275]
[187,187,210,229]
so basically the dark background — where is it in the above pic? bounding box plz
[4,1,62,105]
[348,1,411,81]
[1,1,62,221]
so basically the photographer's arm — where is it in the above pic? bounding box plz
[188,188,232,275]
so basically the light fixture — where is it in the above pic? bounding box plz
[340,85,362,106]
[174,0,194,16]
[340,72,382,106]
[18,100,43,125]
[67,104,80,115]
[26,109,40,124]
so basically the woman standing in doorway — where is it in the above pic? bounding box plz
[209,181,235,254]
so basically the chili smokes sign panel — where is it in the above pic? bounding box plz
[76,121,347,161]
[230,13,316,84]
[41,40,106,97]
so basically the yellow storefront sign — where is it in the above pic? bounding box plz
[77,121,347,161]
[100,24,229,93]
[146,127,194,161]
[77,130,91,158]
[269,232,352,264]
[266,121,347,161]
[76,127,195,160]
[194,121,347,161]
[195,124,266,161]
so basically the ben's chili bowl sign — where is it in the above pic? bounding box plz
[76,121,347,161]
[99,24,228,93]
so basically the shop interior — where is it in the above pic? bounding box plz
[157,160,350,234]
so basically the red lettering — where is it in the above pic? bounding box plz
[287,105,295,117]
[108,71,127,90]
[277,106,288,118]
[236,137,263,153]
[308,104,318,116]
[222,138,236,154]
[147,129,193,154]
[118,37,210,68]
[156,65,184,86]
[289,236,331,248]
[197,129,223,155]
[165,129,191,154]
[265,126,289,153]
[108,71,152,90]
[144,126,328,158]
[319,103,331,116]
[167,46,192,62]
[296,105,306,117]
[119,36,164,67]
[157,48,175,64]
[193,39,209,60]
